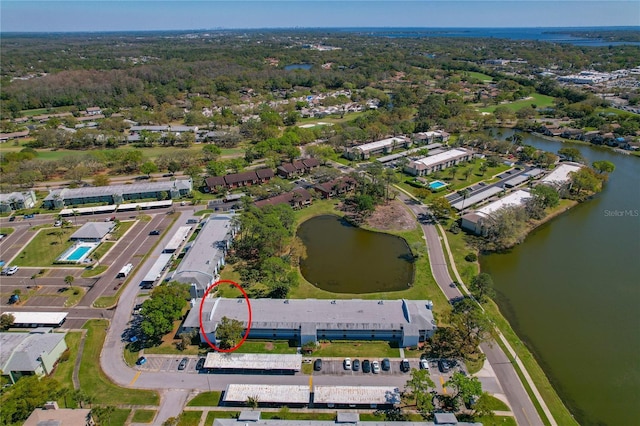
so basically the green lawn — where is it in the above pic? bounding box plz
[63,286,85,307]
[109,409,132,426]
[478,93,555,113]
[89,241,115,262]
[234,340,299,354]
[205,411,239,425]
[178,411,203,426]
[80,320,159,406]
[110,220,135,240]
[12,226,78,267]
[0,227,15,235]
[476,416,518,426]
[311,340,400,358]
[132,409,156,423]
[187,391,221,407]
[81,264,108,278]
[465,71,494,82]
[50,332,82,406]
[478,393,510,411]
[360,412,423,421]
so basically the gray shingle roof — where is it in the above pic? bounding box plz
[70,222,115,240]
[0,332,66,373]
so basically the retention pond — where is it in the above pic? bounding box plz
[298,215,415,293]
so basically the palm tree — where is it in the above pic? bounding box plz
[246,395,259,409]
[64,275,75,288]
[460,189,471,211]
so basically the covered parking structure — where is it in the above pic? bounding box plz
[203,353,301,375]
[222,384,310,407]
[311,386,401,409]
[4,312,68,328]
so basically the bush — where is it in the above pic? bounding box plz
[464,253,478,262]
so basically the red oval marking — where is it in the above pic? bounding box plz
[198,279,252,352]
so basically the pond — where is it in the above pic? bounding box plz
[284,63,312,71]
[297,215,415,293]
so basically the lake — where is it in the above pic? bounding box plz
[297,215,415,293]
[284,63,312,71]
[481,130,640,425]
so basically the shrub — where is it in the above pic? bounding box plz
[465,253,478,262]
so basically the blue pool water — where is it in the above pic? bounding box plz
[66,246,92,261]
[429,180,446,190]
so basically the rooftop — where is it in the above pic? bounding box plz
[44,179,192,201]
[409,148,470,168]
[70,221,114,240]
[476,189,531,217]
[352,137,408,153]
[0,332,66,373]
[4,312,68,326]
[186,298,435,335]
[313,386,401,405]
[204,353,302,371]
[540,162,582,185]
[223,384,309,404]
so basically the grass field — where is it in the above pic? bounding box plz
[204,411,239,425]
[81,264,108,278]
[80,320,159,406]
[50,332,82,407]
[110,220,135,240]
[63,286,85,307]
[234,340,299,354]
[178,411,203,426]
[89,241,115,262]
[479,93,555,113]
[187,391,221,407]
[0,227,15,235]
[465,71,494,82]
[132,409,157,423]
[311,340,400,358]
[12,226,78,267]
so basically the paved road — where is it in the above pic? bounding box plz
[397,191,544,426]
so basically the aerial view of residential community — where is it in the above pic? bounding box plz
[0,1,638,425]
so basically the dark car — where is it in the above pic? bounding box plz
[352,359,360,371]
[381,358,391,371]
[8,294,19,304]
[149,229,160,235]
[8,216,15,222]
[196,358,205,370]
[362,360,371,373]
[400,359,410,372]
[178,357,188,370]
[313,358,323,371]
[24,214,35,219]
[438,360,451,373]
[136,356,147,365]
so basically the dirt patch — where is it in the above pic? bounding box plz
[264,342,274,351]
[365,200,416,232]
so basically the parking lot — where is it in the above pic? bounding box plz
[311,358,418,376]
[137,355,203,373]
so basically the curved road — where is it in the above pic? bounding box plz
[397,191,545,426]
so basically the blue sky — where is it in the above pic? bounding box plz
[1,1,639,32]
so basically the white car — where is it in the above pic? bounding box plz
[372,360,380,374]
[54,220,62,227]
[420,359,430,371]
[344,358,351,370]
[6,266,19,275]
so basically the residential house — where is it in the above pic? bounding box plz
[314,176,357,199]
[0,191,37,212]
[254,188,313,209]
[343,136,411,160]
[0,130,29,142]
[561,128,584,140]
[204,169,274,192]
[276,158,320,179]
[24,403,94,426]
[85,107,102,115]
[404,148,472,177]
[0,330,68,384]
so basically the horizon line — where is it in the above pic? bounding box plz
[2,25,640,35]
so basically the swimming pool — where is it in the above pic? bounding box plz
[429,180,447,190]
[57,242,99,263]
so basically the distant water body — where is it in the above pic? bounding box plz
[342,27,640,46]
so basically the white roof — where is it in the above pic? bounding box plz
[476,190,531,217]
[313,386,401,405]
[141,253,173,283]
[411,148,470,168]
[60,205,116,215]
[223,384,309,404]
[204,352,301,371]
[5,312,68,325]
[354,137,406,153]
[541,162,582,185]
[164,226,193,252]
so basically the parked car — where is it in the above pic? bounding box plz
[6,266,19,275]
[381,358,391,371]
[343,358,351,370]
[149,229,160,235]
[8,294,19,304]
[196,358,205,370]
[400,359,410,372]
[136,356,147,365]
[420,359,430,371]
[8,216,15,222]
[362,360,371,373]
[438,360,451,373]
[372,361,380,374]
[352,359,360,371]
[24,214,34,219]
[313,359,322,371]
[54,220,62,227]
[178,357,188,370]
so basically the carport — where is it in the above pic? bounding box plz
[203,353,301,375]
